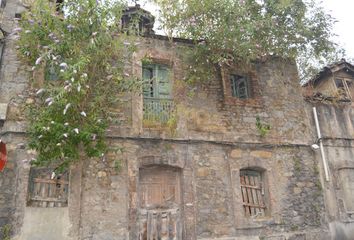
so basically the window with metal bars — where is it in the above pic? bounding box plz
[240,169,266,218]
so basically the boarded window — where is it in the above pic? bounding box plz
[139,166,181,209]
[240,169,266,217]
[230,74,250,99]
[27,168,69,207]
[142,63,174,123]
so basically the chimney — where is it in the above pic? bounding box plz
[121,4,155,36]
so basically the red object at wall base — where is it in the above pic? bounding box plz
[0,142,7,171]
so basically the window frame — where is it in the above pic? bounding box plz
[239,168,268,218]
[230,74,250,99]
[220,65,261,107]
[27,168,69,207]
[142,63,172,99]
[141,62,175,124]
[334,77,353,100]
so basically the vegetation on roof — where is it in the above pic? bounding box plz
[154,0,348,82]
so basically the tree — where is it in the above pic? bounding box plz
[154,0,345,81]
[17,0,137,172]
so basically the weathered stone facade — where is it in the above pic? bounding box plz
[0,1,353,240]
[303,60,354,239]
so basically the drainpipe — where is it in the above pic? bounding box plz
[313,107,330,182]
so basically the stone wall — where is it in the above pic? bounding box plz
[306,103,354,240]
[70,138,329,240]
[0,0,30,238]
[112,38,312,147]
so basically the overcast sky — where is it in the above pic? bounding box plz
[137,0,354,60]
[321,0,354,58]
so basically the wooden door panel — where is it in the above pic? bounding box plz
[139,167,182,239]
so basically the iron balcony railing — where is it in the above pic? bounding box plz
[143,98,175,123]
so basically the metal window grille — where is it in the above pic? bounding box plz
[240,169,266,217]
[27,168,69,207]
[143,98,175,123]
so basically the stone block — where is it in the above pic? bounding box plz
[293,187,301,194]
[250,150,272,158]
[287,233,305,240]
[230,149,242,158]
[197,167,210,177]
[97,171,107,178]
[0,103,8,120]
[264,236,286,240]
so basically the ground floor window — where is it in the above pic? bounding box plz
[27,168,69,207]
[240,168,266,217]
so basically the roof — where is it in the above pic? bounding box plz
[304,59,354,87]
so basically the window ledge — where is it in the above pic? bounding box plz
[224,96,262,108]
[236,217,275,230]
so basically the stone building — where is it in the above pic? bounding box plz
[0,0,353,239]
[303,60,354,239]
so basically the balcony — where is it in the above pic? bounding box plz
[143,98,175,124]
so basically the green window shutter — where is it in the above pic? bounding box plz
[156,65,171,99]
[142,64,171,98]
[143,66,154,97]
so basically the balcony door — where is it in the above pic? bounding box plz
[142,64,174,123]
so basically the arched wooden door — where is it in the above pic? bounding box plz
[138,166,182,240]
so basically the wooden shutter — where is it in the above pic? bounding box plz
[143,66,154,98]
[156,65,171,99]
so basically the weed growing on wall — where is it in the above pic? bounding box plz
[1,224,11,240]
[256,116,270,137]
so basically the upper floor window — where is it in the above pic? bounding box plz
[335,78,353,100]
[27,168,69,207]
[142,63,174,123]
[230,74,250,99]
[142,63,171,99]
[240,168,267,218]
